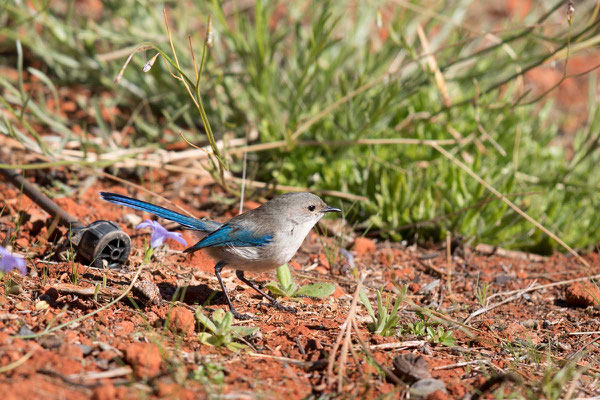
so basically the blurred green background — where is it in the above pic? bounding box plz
[1,0,599,252]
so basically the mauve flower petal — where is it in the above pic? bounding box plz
[150,229,167,248]
[0,258,10,273]
[0,246,26,275]
[136,220,155,230]
[165,231,187,246]
[15,257,27,275]
[136,220,187,248]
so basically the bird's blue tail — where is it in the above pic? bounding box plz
[100,192,221,232]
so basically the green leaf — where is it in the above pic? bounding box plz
[265,282,287,297]
[220,311,234,333]
[359,289,376,320]
[207,334,228,347]
[198,332,214,345]
[212,308,226,325]
[232,326,259,338]
[225,342,247,352]
[195,309,217,333]
[276,264,293,291]
[295,282,336,298]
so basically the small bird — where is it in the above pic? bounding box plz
[100,191,341,319]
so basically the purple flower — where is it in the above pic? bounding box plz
[136,220,187,249]
[0,246,27,275]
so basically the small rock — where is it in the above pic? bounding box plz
[115,320,134,335]
[124,342,162,378]
[92,381,117,400]
[565,283,600,307]
[426,389,450,400]
[542,320,552,329]
[392,353,432,383]
[504,322,540,344]
[60,343,84,359]
[38,334,63,349]
[133,275,161,305]
[411,378,447,397]
[77,344,94,356]
[168,306,195,336]
[17,325,35,337]
[494,274,512,285]
[35,300,49,310]
[418,280,440,295]
[315,266,328,275]
[123,213,142,228]
[352,237,376,257]
[5,282,22,295]
[332,286,345,299]
[521,319,537,329]
[409,283,422,294]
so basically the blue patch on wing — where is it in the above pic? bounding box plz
[185,224,272,252]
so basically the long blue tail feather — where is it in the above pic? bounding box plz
[100,192,221,232]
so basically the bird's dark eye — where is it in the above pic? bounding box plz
[308,205,316,212]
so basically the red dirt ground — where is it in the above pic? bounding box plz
[1,174,599,399]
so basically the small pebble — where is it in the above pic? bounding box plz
[78,344,94,356]
[411,378,447,397]
[17,325,35,337]
[521,319,537,329]
[123,213,142,228]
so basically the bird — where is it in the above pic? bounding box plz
[100,191,341,319]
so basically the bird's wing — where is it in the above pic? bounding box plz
[184,223,272,253]
[100,192,222,232]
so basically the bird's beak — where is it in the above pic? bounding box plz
[323,205,342,213]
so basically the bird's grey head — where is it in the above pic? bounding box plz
[265,192,341,226]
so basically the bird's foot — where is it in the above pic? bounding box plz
[267,300,297,313]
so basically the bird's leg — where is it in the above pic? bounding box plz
[235,270,296,313]
[214,262,252,320]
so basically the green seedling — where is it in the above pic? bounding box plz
[476,281,490,307]
[195,308,258,351]
[142,239,154,264]
[265,264,336,299]
[359,286,407,337]
[401,313,456,347]
[191,362,225,386]
[4,277,22,296]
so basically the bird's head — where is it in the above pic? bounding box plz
[266,192,341,226]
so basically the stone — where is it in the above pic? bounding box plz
[565,283,600,307]
[392,353,432,383]
[411,378,447,397]
[168,306,195,336]
[124,342,162,378]
[352,237,376,257]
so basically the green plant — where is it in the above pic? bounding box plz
[195,308,258,351]
[265,264,336,298]
[359,286,407,337]
[476,281,490,307]
[191,362,225,386]
[3,277,21,295]
[401,313,456,347]
[142,239,154,264]
[69,261,78,285]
